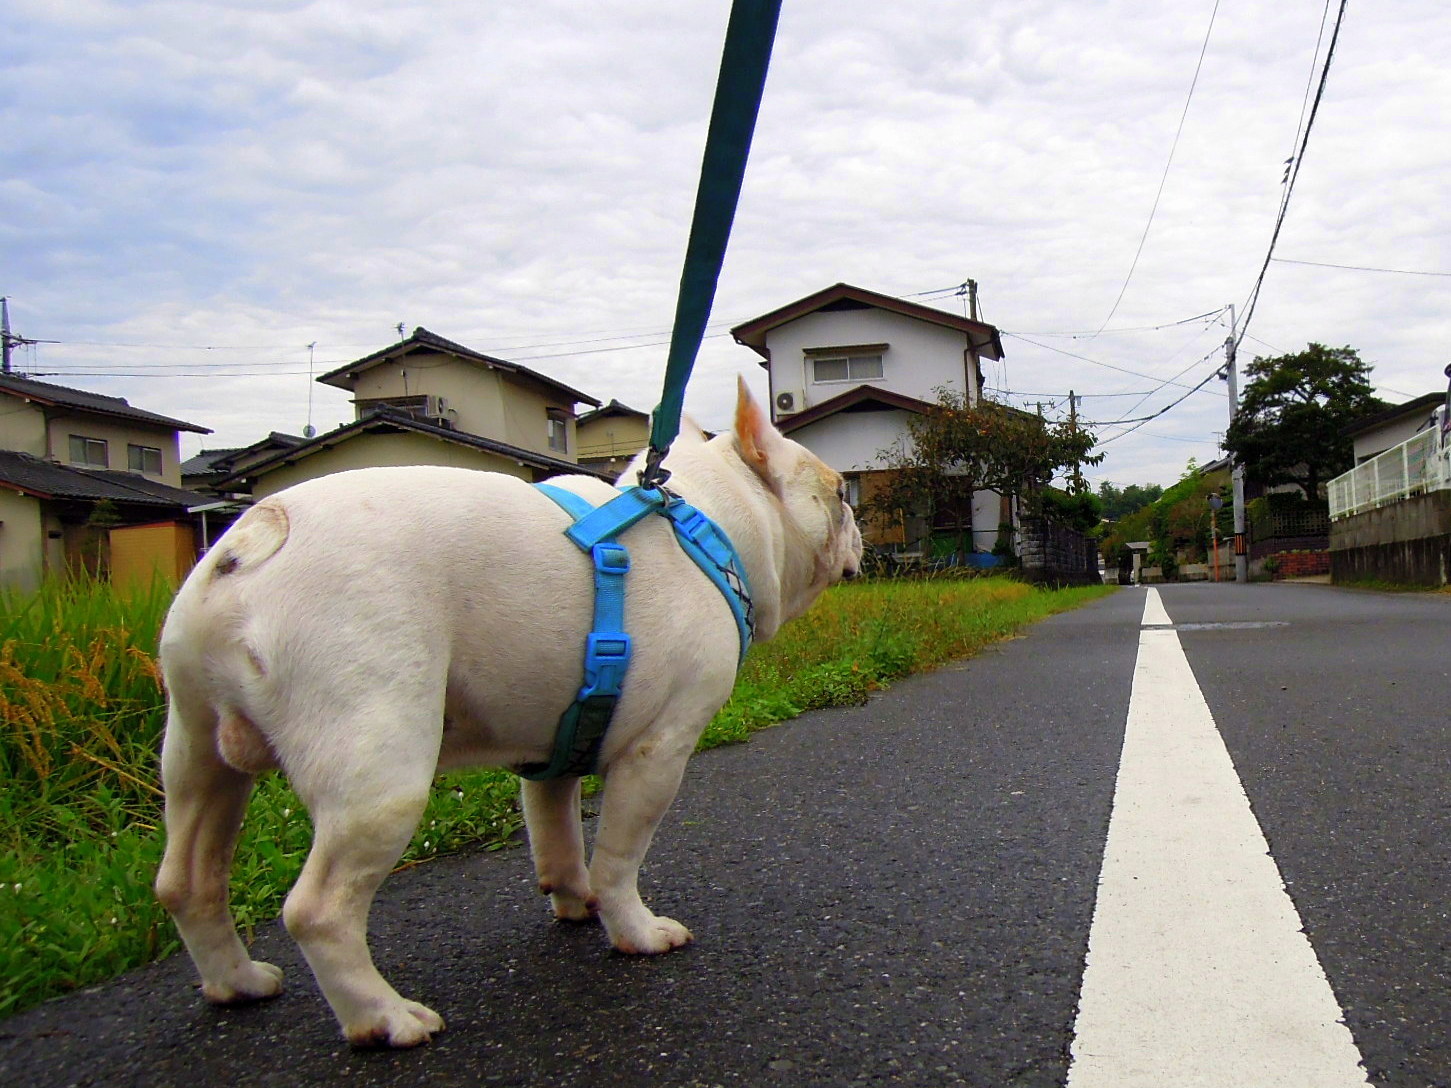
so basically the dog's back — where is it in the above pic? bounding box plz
[160,465,738,776]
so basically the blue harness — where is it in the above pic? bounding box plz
[515,484,754,781]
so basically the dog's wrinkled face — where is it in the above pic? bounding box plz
[778,446,863,590]
[728,379,864,623]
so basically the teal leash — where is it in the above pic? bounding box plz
[639,0,782,489]
[518,0,781,780]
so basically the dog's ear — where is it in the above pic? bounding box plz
[733,376,788,491]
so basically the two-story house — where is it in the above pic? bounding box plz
[219,327,611,498]
[0,373,212,589]
[731,283,1008,557]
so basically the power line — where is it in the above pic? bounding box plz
[1236,0,1349,347]
[1089,0,1221,338]
[1093,365,1227,442]
[1014,308,1225,339]
[988,388,1159,399]
[1082,363,1227,428]
[1002,331,1215,390]
[1271,257,1451,277]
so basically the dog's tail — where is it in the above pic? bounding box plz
[202,499,290,581]
[160,499,292,774]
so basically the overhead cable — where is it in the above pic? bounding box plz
[1088,0,1222,338]
[1236,0,1349,347]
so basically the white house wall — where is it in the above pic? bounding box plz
[1352,412,1441,463]
[768,308,979,415]
[792,410,915,473]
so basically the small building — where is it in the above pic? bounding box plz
[576,400,650,478]
[181,432,306,495]
[0,375,211,590]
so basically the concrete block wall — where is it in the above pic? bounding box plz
[1329,490,1451,586]
[1020,517,1101,585]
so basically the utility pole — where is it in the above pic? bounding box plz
[1068,389,1086,493]
[1225,304,1248,583]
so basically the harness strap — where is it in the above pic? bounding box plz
[517,483,753,781]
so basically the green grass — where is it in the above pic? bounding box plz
[1,574,1112,1017]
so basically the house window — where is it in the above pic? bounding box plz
[547,410,569,453]
[811,353,884,383]
[69,435,108,467]
[844,475,862,509]
[128,444,163,475]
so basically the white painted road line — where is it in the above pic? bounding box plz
[1067,588,1369,1087]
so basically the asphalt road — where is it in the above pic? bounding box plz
[1,583,1447,1087]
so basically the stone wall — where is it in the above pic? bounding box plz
[1020,517,1101,586]
[1329,489,1451,586]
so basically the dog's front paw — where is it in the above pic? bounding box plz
[608,914,694,956]
[345,1000,445,1049]
[200,960,284,1004]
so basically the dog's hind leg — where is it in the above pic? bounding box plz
[280,726,444,1048]
[521,776,595,921]
[155,705,284,1004]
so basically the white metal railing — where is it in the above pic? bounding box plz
[1329,423,1451,519]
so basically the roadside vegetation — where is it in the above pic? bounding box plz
[2,573,1112,1017]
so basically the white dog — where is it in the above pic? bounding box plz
[154,381,862,1048]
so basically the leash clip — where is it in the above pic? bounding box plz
[638,445,672,491]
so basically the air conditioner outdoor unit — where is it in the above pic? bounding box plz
[420,395,452,427]
[774,390,803,415]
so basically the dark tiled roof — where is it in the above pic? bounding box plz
[0,374,211,434]
[181,433,305,478]
[731,283,1005,362]
[778,384,1038,435]
[579,399,649,425]
[180,448,245,476]
[217,408,614,487]
[316,327,601,407]
[0,451,209,507]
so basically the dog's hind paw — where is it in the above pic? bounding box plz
[201,960,284,1004]
[345,1001,445,1049]
[609,914,693,956]
[550,892,600,923]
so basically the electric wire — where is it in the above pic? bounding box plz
[1002,331,1215,391]
[1271,257,1451,277]
[1235,0,1349,347]
[1088,0,1221,338]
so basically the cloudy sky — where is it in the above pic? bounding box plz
[4,0,1448,488]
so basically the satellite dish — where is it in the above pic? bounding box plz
[302,424,317,438]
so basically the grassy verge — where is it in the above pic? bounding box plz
[1,574,1112,1016]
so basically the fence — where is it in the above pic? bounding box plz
[1329,426,1451,520]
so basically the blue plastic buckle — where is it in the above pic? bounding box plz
[582,633,630,697]
[671,504,712,542]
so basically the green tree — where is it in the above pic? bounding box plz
[1224,343,1385,498]
[860,389,1102,556]
[1096,481,1165,521]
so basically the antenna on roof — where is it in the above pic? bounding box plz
[1,297,36,374]
[303,341,318,438]
[396,322,406,340]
